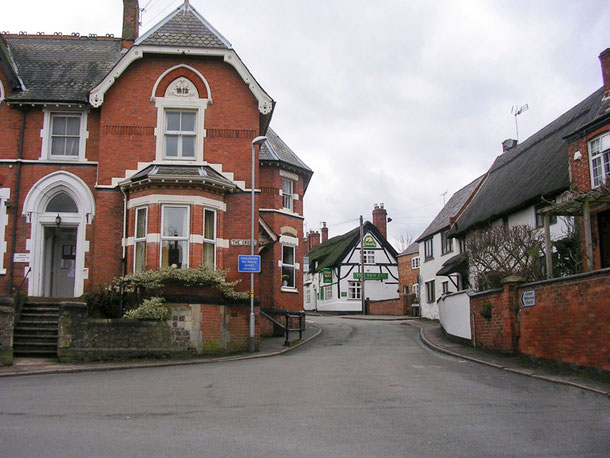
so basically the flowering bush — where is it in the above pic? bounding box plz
[124,297,169,321]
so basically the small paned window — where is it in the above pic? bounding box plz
[165,110,196,159]
[134,207,147,273]
[535,205,557,228]
[363,250,375,264]
[322,285,332,300]
[589,132,610,188]
[282,245,296,288]
[442,281,449,294]
[424,238,433,261]
[411,256,420,269]
[161,205,189,268]
[203,209,216,267]
[413,283,420,299]
[348,280,361,300]
[305,289,311,304]
[425,280,435,303]
[282,178,294,211]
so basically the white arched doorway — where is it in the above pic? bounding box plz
[22,172,95,297]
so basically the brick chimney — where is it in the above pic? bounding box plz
[307,230,320,251]
[321,222,328,243]
[502,139,518,152]
[600,48,610,98]
[372,203,388,239]
[122,0,140,48]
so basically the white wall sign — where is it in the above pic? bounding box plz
[231,239,257,246]
[13,253,30,263]
[520,290,536,307]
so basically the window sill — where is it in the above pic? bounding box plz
[424,257,434,262]
[281,287,298,293]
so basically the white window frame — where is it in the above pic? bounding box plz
[154,79,209,163]
[0,188,10,274]
[202,208,216,267]
[411,256,420,269]
[40,108,89,161]
[160,204,190,269]
[281,177,294,211]
[133,206,147,273]
[305,289,311,304]
[363,249,375,264]
[281,244,296,289]
[163,109,197,160]
[588,132,610,188]
[412,283,420,299]
[348,280,362,300]
[441,230,453,255]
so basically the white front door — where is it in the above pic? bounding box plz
[43,226,77,298]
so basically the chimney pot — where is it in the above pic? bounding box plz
[502,139,518,152]
[372,203,388,239]
[321,222,329,243]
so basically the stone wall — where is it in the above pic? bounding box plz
[0,302,14,366]
[57,301,257,362]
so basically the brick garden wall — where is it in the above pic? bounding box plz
[470,269,610,370]
[0,303,14,365]
[367,297,406,316]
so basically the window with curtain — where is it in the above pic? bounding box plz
[134,207,147,272]
[203,208,216,267]
[161,205,189,268]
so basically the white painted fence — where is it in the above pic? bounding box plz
[437,290,472,340]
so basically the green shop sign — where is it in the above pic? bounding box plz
[321,268,333,283]
[353,272,388,280]
[362,235,377,248]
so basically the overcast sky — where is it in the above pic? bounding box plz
[4,0,609,249]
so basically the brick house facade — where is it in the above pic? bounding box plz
[0,2,312,318]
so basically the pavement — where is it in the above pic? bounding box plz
[0,321,321,378]
[2,314,609,398]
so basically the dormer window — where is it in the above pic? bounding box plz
[40,109,89,161]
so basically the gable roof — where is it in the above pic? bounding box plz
[398,241,419,257]
[2,36,122,103]
[416,175,485,242]
[136,5,231,48]
[452,87,605,236]
[306,221,398,272]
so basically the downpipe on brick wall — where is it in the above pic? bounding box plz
[120,187,129,315]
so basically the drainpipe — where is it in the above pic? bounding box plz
[119,187,128,315]
[7,107,28,294]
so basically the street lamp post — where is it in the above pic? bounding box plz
[250,136,267,352]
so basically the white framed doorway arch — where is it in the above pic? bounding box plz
[22,172,95,297]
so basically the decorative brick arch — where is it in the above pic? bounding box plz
[151,65,210,100]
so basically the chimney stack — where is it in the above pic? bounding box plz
[122,0,140,48]
[502,139,518,152]
[372,203,388,239]
[321,222,328,243]
[307,230,321,251]
[600,48,610,98]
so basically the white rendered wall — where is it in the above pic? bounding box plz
[438,290,472,340]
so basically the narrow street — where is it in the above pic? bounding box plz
[1,316,608,457]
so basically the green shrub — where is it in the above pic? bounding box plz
[124,297,169,321]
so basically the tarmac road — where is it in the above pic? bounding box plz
[0,315,608,457]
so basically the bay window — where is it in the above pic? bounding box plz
[282,178,294,211]
[281,245,295,288]
[202,208,216,267]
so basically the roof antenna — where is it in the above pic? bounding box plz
[441,191,447,206]
[511,104,528,141]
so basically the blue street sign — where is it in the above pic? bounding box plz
[238,255,261,273]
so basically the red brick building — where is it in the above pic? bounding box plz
[0,2,312,315]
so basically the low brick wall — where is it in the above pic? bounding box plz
[58,301,258,362]
[469,269,610,371]
[0,302,15,366]
[367,297,406,316]
[518,270,610,371]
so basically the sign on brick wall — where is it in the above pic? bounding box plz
[520,290,536,307]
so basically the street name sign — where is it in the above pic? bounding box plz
[520,289,536,307]
[238,255,261,273]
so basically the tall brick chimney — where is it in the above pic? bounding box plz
[321,222,328,243]
[372,203,388,239]
[600,48,610,98]
[307,230,320,251]
[122,0,140,48]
